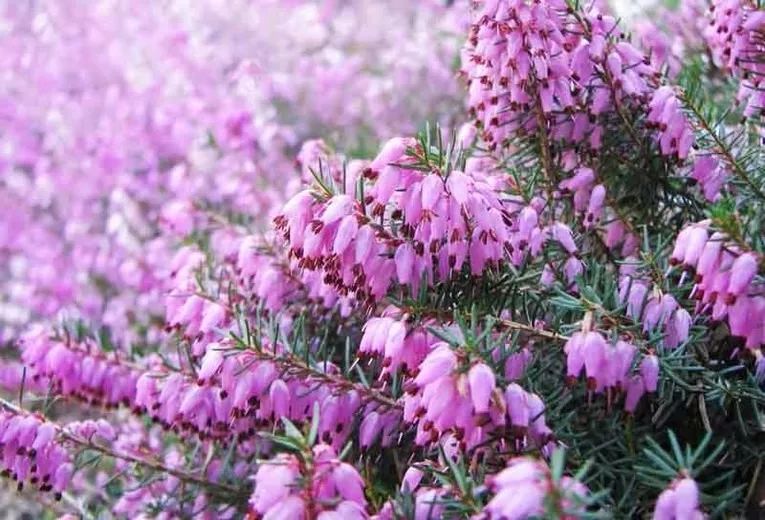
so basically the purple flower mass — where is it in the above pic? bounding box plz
[0,0,763,517]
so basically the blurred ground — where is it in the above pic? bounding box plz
[0,483,43,519]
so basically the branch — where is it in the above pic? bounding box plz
[0,398,250,501]
[497,318,569,342]
[243,342,402,410]
[534,95,557,198]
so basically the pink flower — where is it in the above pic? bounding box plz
[395,243,416,285]
[414,344,456,387]
[640,355,660,393]
[728,252,758,296]
[564,332,586,381]
[197,347,224,385]
[318,502,367,520]
[653,477,703,520]
[625,376,646,413]
[549,223,578,255]
[692,156,727,201]
[413,488,446,520]
[560,167,595,193]
[263,496,305,520]
[647,86,694,160]
[653,487,677,520]
[199,302,227,334]
[483,457,589,519]
[332,463,367,505]
[468,363,496,414]
[673,478,700,518]
[268,379,291,418]
[401,467,424,492]
[585,184,606,227]
[505,383,530,429]
[321,195,354,225]
[666,309,692,348]
[359,412,381,449]
[369,137,410,172]
[582,332,607,385]
[457,123,478,149]
[421,175,443,211]
[333,215,359,255]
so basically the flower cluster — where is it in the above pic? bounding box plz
[690,156,729,202]
[633,0,707,78]
[619,267,693,350]
[555,162,640,257]
[403,343,552,451]
[671,222,764,349]
[359,313,437,378]
[64,419,117,444]
[462,0,656,150]
[102,418,241,518]
[646,86,694,161]
[249,444,367,520]
[275,138,578,306]
[235,235,300,312]
[19,330,141,409]
[0,410,72,498]
[564,330,658,412]
[706,0,765,128]
[134,343,400,450]
[479,456,589,519]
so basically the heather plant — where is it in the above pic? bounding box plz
[1,0,765,518]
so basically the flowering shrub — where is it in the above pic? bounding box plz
[0,0,764,518]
